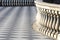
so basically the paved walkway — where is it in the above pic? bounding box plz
[0,7,53,40]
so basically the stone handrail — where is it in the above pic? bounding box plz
[33,1,60,40]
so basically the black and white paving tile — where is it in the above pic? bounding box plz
[0,7,53,40]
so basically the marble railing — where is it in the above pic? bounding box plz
[33,1,60,40]
[0,0,34,6]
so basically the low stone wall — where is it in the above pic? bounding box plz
[33,1,60,40]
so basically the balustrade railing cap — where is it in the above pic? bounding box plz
[35,1,60,12]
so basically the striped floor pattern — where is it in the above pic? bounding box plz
[0,7,53,40]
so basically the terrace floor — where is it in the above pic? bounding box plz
[0,6,53,40]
